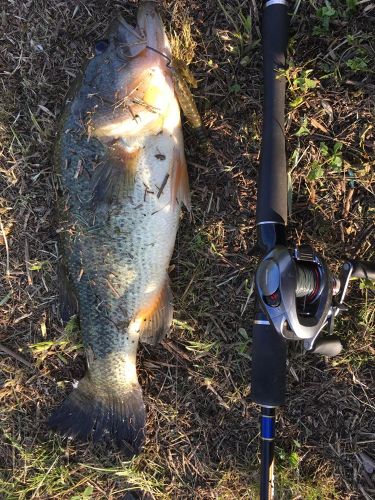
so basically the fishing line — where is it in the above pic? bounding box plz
[116,43,173,69]
[145,45,172,67]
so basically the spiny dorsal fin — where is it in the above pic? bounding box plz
[92,141,140,206]
[138,278,173,346]
[170,146,191,211]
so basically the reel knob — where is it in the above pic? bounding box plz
[257,258,281,307]
[309,336,343,357]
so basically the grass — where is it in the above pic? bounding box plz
[0,0,374,498]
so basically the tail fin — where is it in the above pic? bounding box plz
[49,378,145,456]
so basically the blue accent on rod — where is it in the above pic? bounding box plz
[261,415,275,440]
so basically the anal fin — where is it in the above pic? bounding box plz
[138,279,173,346]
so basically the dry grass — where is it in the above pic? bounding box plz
[0,0,374,498]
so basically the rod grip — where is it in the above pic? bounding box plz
[349,261,375,280]
[251,311,287,407]
[256,1,290,225]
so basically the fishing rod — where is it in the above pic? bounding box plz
[251,1,375,499]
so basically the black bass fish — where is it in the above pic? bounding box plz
[50,1,190,455]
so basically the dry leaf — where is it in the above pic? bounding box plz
[310,117,329,134]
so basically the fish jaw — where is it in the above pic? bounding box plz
[136,1,172,61]
[113,2,172,63]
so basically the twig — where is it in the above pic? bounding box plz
[0,218,10,276]
[156,173,169,199]
[0,343,35,370]
[343,187,355,218]
[25,238,33,285]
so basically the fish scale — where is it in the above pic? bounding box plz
[49,2,190,455]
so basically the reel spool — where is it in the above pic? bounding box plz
[255,245,343,356]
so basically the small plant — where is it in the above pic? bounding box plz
[283,66,319,108]
[191,231,207,250]
[294,117,310,137]
[346,0,358,13]
[307,142,343,180]
[229,82,242,94]
[239,11,252,38]
[307,161,324,181]
[185,340,218,355]
[233,10,253,48]
[235,9,252,45]
[234,327,251,360]
[292,69,319,93]
[320,141,343,171]
[359,279,375,291]
[28,260,48,271]
[314,1,337,34]
[70,486,94,500]
[346,57,369,73]
[313,0,358,35]
[29,316,82,366]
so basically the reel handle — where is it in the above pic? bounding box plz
[309,336,343,357]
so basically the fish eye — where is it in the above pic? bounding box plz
[95,39,109,54]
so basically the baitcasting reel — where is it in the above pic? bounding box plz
[255,245,375,357]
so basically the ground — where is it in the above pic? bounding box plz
[0,0,374,499]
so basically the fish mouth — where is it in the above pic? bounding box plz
[137,1,161,23]
[112,1,169,59]
[136,1,170,57]
[138,1,160,10]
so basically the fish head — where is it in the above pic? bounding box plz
[73,2,175,142]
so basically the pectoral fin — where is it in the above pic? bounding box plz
[138,279,173,346]
[170,147,191,211]
[92,142,140,206]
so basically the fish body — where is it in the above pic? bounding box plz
[50,1,190,455]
